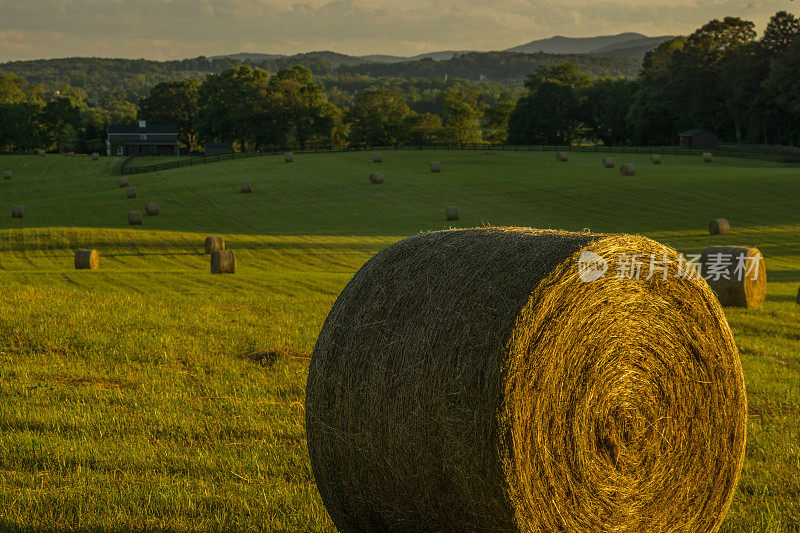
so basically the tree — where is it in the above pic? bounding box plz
[42,97,81,151]
[440,89,482,144]
[580,79,637,145]
[762,11,800,53]
[139,80,199,151]
[348,87,411,145]
[482,100,515,144]
[404,113,443,145]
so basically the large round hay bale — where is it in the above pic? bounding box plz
[145,202,159,216]
[651,154,662,164]
[369,172,384,184]
[306,227,747,532]
[126,186,138,199]
[701,245,765,308]
[204,236,225,254]
[709,218,730,235]
[445,205,459,221]
[11,205,24,218]
[241,180,253,193]
[74,250,99,270]
[602,157,615,168]
[430,161,441,173]
[703,152,713,163]
[620,163,636,176]
[128,211,142,226]
[37,149,45,157]
[211,250,236,274]
[3,170,11,180]
[556,151,568,162]
[284,152,294,163]
[91,152,100,161]
[118,176,129,188]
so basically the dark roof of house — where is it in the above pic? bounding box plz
[679,129,716,137]
[107,124,178,134]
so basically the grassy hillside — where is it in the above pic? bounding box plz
[0,151,798,531]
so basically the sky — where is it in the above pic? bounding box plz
[0,0,796,61]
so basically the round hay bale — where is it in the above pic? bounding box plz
[284,152,294,163]
[126,186,138,199]
[703,152,713,163]
[373,153,382,163]
[709,218,730,236]
[211,250,236,274]
[556,151,568,162]
[3,170,11,180]
[430,161,441,173]
[74,250,99,270]
[11,204,24,218]
[620,164,636,176]
[306,227,747,532]
[37,149,45,157]
[118,176,129,188]
[369,172,384,184]
[91,152,100,161]
[602,157,615,168]
[128,211,143,226]
[241,180,253,193]
[204,236,225,254]
[445,205,459,221]
[700,245,765,308]
[651,154,662,164]
[145,202,159,216]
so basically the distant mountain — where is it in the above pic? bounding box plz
[589,36,676,59]
[506,33,646,55]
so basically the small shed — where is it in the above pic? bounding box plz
[205,142,232,157]
[679,129,719,150]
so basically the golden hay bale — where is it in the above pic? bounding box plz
[37,149,45,157]
[11,204,24,218]
[306,227,747,532]
[204,236,225,254]
[556,151,568,162]
[602,157,615,168]
[118,176,129,188]
[651,154,662,164]
[211,250,236,274]
[620,164,636,176]
[126,186,138,199]
[373,153,382,163]
[430,161,441,173]
[709,218,730,236]
[700,246,765,308]
[703,152,713,163]
[369,172,384,184]
[241,180,253,193]
[145,202,159,216]
[91,152,100,161]
[74,250,99,270]
[445,206,459,221]
[128,211,142,226]
[285,152,294,163]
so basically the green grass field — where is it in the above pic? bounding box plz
[0,150,798,531]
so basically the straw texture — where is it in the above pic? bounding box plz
[128,211,142,225]
[369,172,384,184]
[701,246,766,308]
[651,154,662,164]
[204,236,225,254]
[74,250,99,270]
[118,177,129,188]
[620,164,636,176]
[241,181,253,193]
[556,151,568,162]
[373,153,382,163]
[602,157,615,168]
[285,152,294,163]
[11,205,24,218]
[3,170,11,180]
[430,161,441,173]
[703,153,713,162]
[445,206,459,221]
[146,202,159,216]
[211,250,236,274]
[91,152,100,161]
[126,187,138,199]
[709,219,730,236]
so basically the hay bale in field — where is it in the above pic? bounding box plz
[602,157,615,168]
[701,245,765,308]
[703,152,713,163]
[556,151,568,162]
[126,186,138,199]
[211,250,236,274]
[369,172,384,184]
[74,250,99,270]
[128,210,142,226]
[91,152,100,161]
[204,236,225,254]
[430,161,441,173]
[37,149,45,157]
[285,152,294,163]
[651,154,662,164]
[145,202,159,216]
[445,206,459,221]
[306,227,747,532]
[241,180,253,193]
[796,287,800,305]
[709,218,730,236]
[3,170,11,180]
[11,205,24,218]
[620,164,636,176]
[373,153,382,163]
[118,176,129,188]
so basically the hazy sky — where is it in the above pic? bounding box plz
[0,0,796,61]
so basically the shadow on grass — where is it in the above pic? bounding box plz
[0,525,182,533]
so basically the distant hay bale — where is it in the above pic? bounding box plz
[556,151,568,162]
[3,170,11,180]
[126,186,138,199]
[701,245,766,308]
[128,211,142,226]
[703,152,713,163]
[602,157,615,168]
[620,164,636,176]
[241,180,253,193]
[369,172,384,184]
[445,206,459,221]
[91,152,100,161]
[430,161,441,173]
[204,236,225,254]
[306,227,747,532]
[74,250,99,270]
[37,149,45,157]
[145,202,159,216]
[285,152,294,163]
[373,153,382,163]
[651,154,662,164]
[211,250,236,274]
[118,176,129,188]
[796,287,800,305]
[11,204,24,218]
[709,218,730,236]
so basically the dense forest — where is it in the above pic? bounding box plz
[1,11,799,153]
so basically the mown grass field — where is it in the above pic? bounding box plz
[0,150,798,531]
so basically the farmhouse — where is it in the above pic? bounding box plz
[106,120,179,157]
[679,129,719,150]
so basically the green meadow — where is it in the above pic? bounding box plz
[0,150,798,531]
